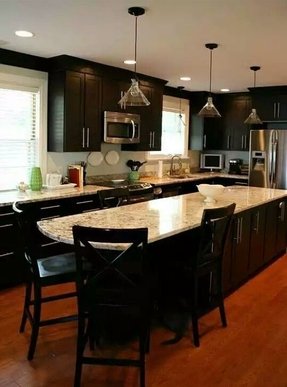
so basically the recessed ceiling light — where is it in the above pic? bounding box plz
[124,59,136,65]
[15,30,34,38]
[221,88,230,92]
[180,76,191,81]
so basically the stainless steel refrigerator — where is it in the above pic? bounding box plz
[249,129,287,189]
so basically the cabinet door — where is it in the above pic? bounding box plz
[248,205,266,275]
[276,199,287,253]
[252,93,287,121]
[231,211,251,287]
[64,71,85,151]
[263,199,287,264]
[84,74,102,151]
[221,94,251,151]
[122,83,163,151]
[203,117,224,150]
[48,71,102,152]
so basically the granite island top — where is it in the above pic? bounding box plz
[38,186,287,246]
[0,172,247,207]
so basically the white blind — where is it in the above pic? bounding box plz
[0,88,39,191]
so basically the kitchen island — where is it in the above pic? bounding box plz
[37,186,283,245]
[37,186,287,294]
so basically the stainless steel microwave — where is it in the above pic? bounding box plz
[104,111,140,144]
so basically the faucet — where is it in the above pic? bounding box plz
[170,155,183,176]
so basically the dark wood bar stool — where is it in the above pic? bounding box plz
[72,225,151,387]
[98,187,130,209]
[161,202,236,347]
[13,202,77,360]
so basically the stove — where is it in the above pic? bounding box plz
[91,180,155,202]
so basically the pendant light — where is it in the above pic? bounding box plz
[177,86,186,126]
[118,7,150,108]
[244,66,262,124]
[198,43,221,118]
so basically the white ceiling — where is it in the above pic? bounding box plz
[1,0,287,93]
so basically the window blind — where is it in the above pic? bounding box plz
[0,88,39,191]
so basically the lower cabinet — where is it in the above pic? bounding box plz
[230,211,251,288]
[263,198,287,264]
[0,205,26,288]
[0,193,101,288]
[248,205,266,275]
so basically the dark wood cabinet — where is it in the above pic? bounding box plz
[0,205,26,288]
[263,198,287,263]
[189,92,224,151]
[230,211,251,288]
[250,87,287,122]
[248,205,266,275]
[220,93,251,151]
[48,70,102,152]
[122,82,164,151]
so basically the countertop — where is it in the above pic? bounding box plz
[37,186,287,246]
[0,173,248,207]
[139,172,248,186]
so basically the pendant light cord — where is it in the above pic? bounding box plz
[254,71,256,88]
[134,15,138,76]
[209,49,213,94]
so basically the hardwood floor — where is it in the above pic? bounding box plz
[1,255,287,386]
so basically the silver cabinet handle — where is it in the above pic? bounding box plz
[277,102,280,118]
[203,134,206,148]
[149,132,152,148]
[253,211,260,234]
[152,131,155,148]
[244,135,247,149]
[86,127,90,148]
[82,127,85,148]
[239,217,243,243]
[274,102,277,118]
[234,218,240,244]
[241,135,244,150]
[279,201,285,222]
[227,135,231,149]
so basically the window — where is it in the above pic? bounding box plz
[0,65,47,191]
[148,95,189,159]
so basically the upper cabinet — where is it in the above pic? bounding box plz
[249,86,287,122]
[48,70,102,152]
[220,93,251,151]
[122,82,164,151]
[189,92,224,151]
[48,55,166,152]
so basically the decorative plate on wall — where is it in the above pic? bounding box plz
[105,150,120,165]
[87,152,104,167]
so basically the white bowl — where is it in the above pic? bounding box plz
[197,184,225,203]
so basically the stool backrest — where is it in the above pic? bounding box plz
[98,187,130,209]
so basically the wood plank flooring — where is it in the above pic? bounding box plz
[1,255,287,386]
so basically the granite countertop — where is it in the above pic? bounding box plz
[139,172,248,186]
[0,185,110,207]
[0,173,247,206]
[38,186,287,246]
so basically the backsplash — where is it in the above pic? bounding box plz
[47,144,201,181]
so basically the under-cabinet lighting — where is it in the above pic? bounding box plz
[180,76,191,81]
[15,30,34,37]
[124,59,136,65]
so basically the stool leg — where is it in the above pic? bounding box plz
[27,285,41,360]
[20,281,32,333]
[191,275,200,347]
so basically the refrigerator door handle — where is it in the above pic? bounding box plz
[269,130,274,187]
[272,130,278,188]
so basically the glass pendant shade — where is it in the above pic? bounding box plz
[198,43,221,118]
[244,108,262,124]
[118,7,150,107]
[119,79,150,107]
[244,66,262,124]
[198,96,221,117]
